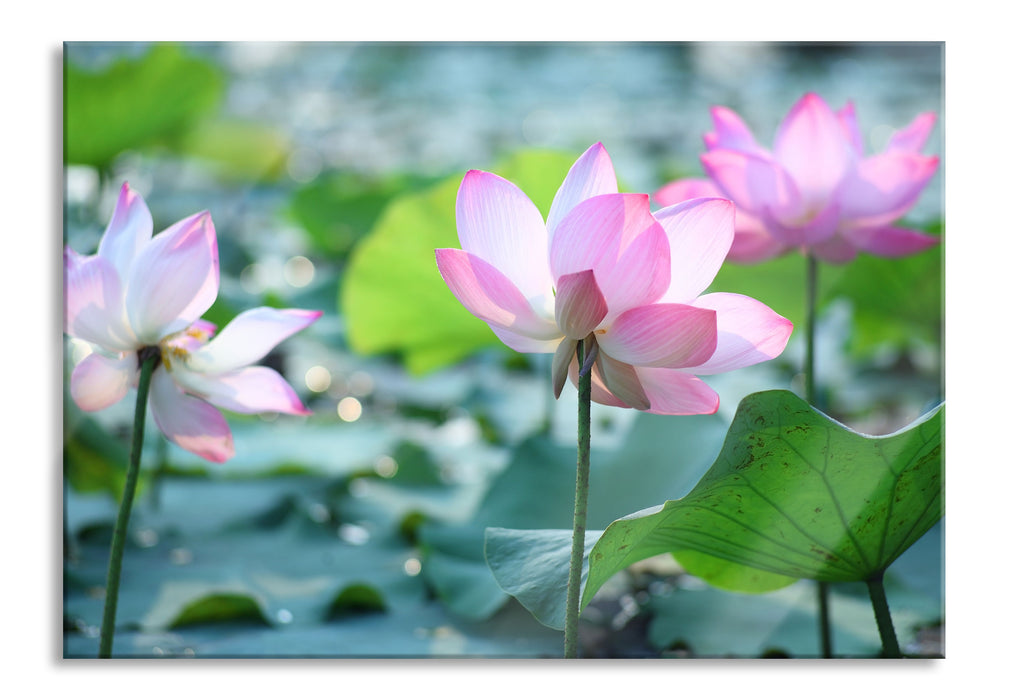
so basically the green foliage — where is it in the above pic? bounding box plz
[288,171,441,259]
[583,391,943,605]
[176,119,292,182]
[64,44,224,168]
[340,149,586,375]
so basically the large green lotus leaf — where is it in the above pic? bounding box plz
[340,149,584,375]
[65,44,224,168]
[583,390,943,604]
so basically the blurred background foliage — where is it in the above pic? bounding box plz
[62,41,943,657]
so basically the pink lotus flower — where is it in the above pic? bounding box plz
[655,93,940,263]
[65,183,321,462]
[436,143,793,415]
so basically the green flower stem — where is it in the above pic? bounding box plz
[563,339,593,659]
[867,573,902,658]
[805,254,833,659]
[98,349,158,658]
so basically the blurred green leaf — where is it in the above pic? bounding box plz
[707,226,943,357]
[340,149,585,375]
[289,171,440,258]
[584,391,943,605]
[176,119,291,182]
[168,591,272,629]
[825,240,943,355]
[63,409,129,495]
[65,43,224,168]
[327,583,387,619]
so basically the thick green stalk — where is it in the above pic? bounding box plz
[563,339,593,659]
[867,574,902,658]
[98,350,157,658]
[805,254,834,659]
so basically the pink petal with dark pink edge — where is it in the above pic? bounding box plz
[635,368,720,415]
[545,142,618,240]
[97,182,154,281]
[886,112,936,153]
[554,270,608,339]
[704,106,771,157]
[599,303,717,368]
[126,211,220,344]
[700,149,803,224]
[435,248,559,342]
[773,93,855,210]
[149,368,234,463]
[550,193,670,316]
[653,178,721,207]
[64,247,137,351]
[174,365,311,415]
[684,293,793,375]
[455,170,553,302]
[566,360,631,409]
[837,153,939,227]
[70,351,137,412]
[836,101,864,157]
[843,226,939,258]
[188,307,323,374]
[654,197,734,303]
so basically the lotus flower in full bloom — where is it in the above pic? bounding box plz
[435,143,793,415]
[65,183,321,462]
[655,92,940,263]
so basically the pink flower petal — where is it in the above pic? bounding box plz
[70,351,137,412]
[704,106,771,157]
[545,142,618,240]
[684,293,793,375]
[595,350,650,410]
[598,303,717,368]
[126,211,219,343]
[762,198,842,248]
[808,235,861,263]
[435,248,559,342]
[886,112,936,153]
[653,178,721,207]
[842,225,940,258]
[64,247,137,351]
[455,170,553,301]
[551,336,579,399]
[727,226,790,263]
[187,307,323,374]
[149,368,234,463]
[97,182,154,282]
[174,365,311,415]
[554,270,608,339]
[489,325,563,354]
[653,197,734,303]
[836,101,864,157]
[838,152,939,227]
[550,193,671,316]
[773,93,855,211]
[635,368,720,415]
[701,149,803,224]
